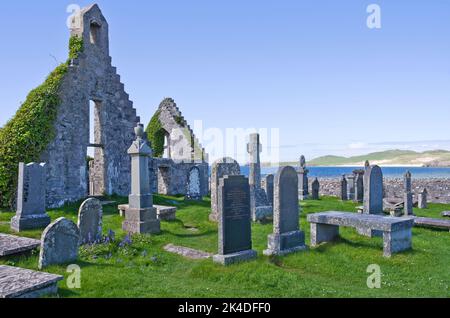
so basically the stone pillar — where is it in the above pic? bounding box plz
[404,171,414,216]
[122,124,160,234]
[247,133,262,189]
[11,163,51,232]
[340,175,348,201]
[418,188,428,209]
[298,155,309,200]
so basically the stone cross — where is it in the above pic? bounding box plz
[11,163,51,232]
[363,165,384,215]
[77,198,103,245]
[38,218,80,269]
[263,166,306,256]
[298,155,309,200]
[213,175,257,265]
[404,171,414,216]
[209,157,241,222]
[247,133,262,189]
[122,124,160,234]
[340,175,348,201]
[418,188,428,209]
[312,178,320,200]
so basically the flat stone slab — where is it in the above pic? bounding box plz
[307,211,414,232]
[0,265,63,298]
[414,217,450,230]
[442,211,450,218]
[0,234,40,257]
[163,244,212,260]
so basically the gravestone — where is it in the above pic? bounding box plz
[247,134,272,221]
[263,174,274,206]
[404,171,414,216]
[186,166,202,201]
[10,163,51,232]
[38,218,80,269]
[298,155,309,200]
[346,175,355,201]
[122,124,160,234]
[418,188,427,209]
[340,175,348,201]
[311,178,320,200]
[209,157,241,222]
[77,198,103,245]
[264,166,306,256]
[354,170,364,203]
[363,165,384,215]
[213,175,257,265]
[0,234,40,257]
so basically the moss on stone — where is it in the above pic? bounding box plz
[146,111,165,158]
[0,36,84,208]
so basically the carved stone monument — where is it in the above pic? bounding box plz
[298,155,309,200]
[404,171,414,216]
[311,178,320,200]
[418,188,428,209]
[122,124,160,234]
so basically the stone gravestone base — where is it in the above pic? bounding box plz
[122,207,160,234]
[213,250,257,266]
[10,215,51,233]
[263,230,307,256]
[0,265,63,298]
[0,234,40,257]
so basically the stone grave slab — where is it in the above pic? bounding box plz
[0,234,40,257]
[0,265,63,298]
[164,244,212,260]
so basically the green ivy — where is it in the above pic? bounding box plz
[174,115,184,127]
[145,111,165,158]
[0,36,84,208]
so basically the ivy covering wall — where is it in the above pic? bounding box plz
[145,111,165,158]
[0,36,84,208]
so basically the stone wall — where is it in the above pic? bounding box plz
[313,178,450,204]
[41,5,139,207]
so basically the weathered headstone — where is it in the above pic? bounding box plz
[213,175,257,265]
[209,157,241,222]
[404,171,414,216]
[122,124,160,234]
[354,170,364,203]
[10,163,51,232]
[247,134,272,221]
[346,175,355,201]
[38,217,80,269]
[186,166,202,201]
[298,155,309,200]
[340,175,348,201]
[418,188,427,209]
[311,178,320,200]
[363,165,384,215]
[77,198,102,244]
[262,174,274,206]
[264,166,306,256]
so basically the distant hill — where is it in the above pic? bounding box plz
[305,150,450,167]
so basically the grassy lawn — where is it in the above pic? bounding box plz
[0,196,449,298]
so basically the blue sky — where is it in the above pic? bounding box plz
[1,0,449,162]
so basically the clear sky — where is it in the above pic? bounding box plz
[0,0,449,163]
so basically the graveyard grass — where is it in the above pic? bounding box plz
[0,196,449,298]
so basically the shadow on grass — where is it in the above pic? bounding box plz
[162,229,217,239]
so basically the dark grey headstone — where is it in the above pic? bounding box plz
[340,175,348,201]
[11,163,50,232]
[213,175,256,265]
[404,171,414,216]
[312,178,320,200]
[264,166,306,256]
[263,174,274,206]
[354,171,364,203]
[77,198,103,245]
[363,165,384,215]
[298,155,309,200]
[38,217,80,269]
